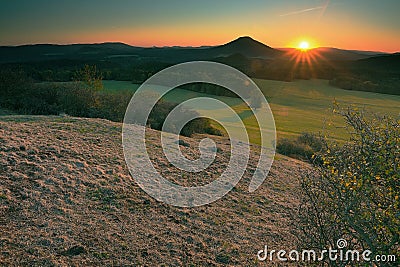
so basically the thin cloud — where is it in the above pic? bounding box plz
[279,0,331,17]
[280,6,324,17]
[318,0,330,19]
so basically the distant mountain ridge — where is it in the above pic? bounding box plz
[0,42,144,63]
[1,37,279,63]
[2,36,391,64]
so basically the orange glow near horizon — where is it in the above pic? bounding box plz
[10,25,397,53]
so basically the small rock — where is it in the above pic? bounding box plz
[177,139,190,147]
[62,245,86,256]
[38,222,48,228]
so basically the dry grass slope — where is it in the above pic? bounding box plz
[0,115,308,266]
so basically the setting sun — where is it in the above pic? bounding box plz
[298,41,310,51]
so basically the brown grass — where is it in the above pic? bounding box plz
[0,115,308,266]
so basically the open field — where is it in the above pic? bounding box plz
[102,79,400,144]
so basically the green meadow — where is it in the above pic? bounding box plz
[102,79,400,144]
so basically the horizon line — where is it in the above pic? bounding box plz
[0,39,396,54]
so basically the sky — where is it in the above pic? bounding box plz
[0,0,399,52]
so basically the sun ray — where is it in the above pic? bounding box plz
[283,40,330,80]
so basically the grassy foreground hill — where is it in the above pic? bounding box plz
[0,115,307,266]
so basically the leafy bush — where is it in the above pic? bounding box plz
[73,65,103,91]
[181,118,223,137]
[0,68,32,107]
[277,132,325,160]
[297,132,325,152]
[0,65,221,137]
[147,99,222,137]
[0,69,62,114]
[297,107,399,266]
[329,74,400,96]
[59,83,97,117]
[94,90,133,121]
